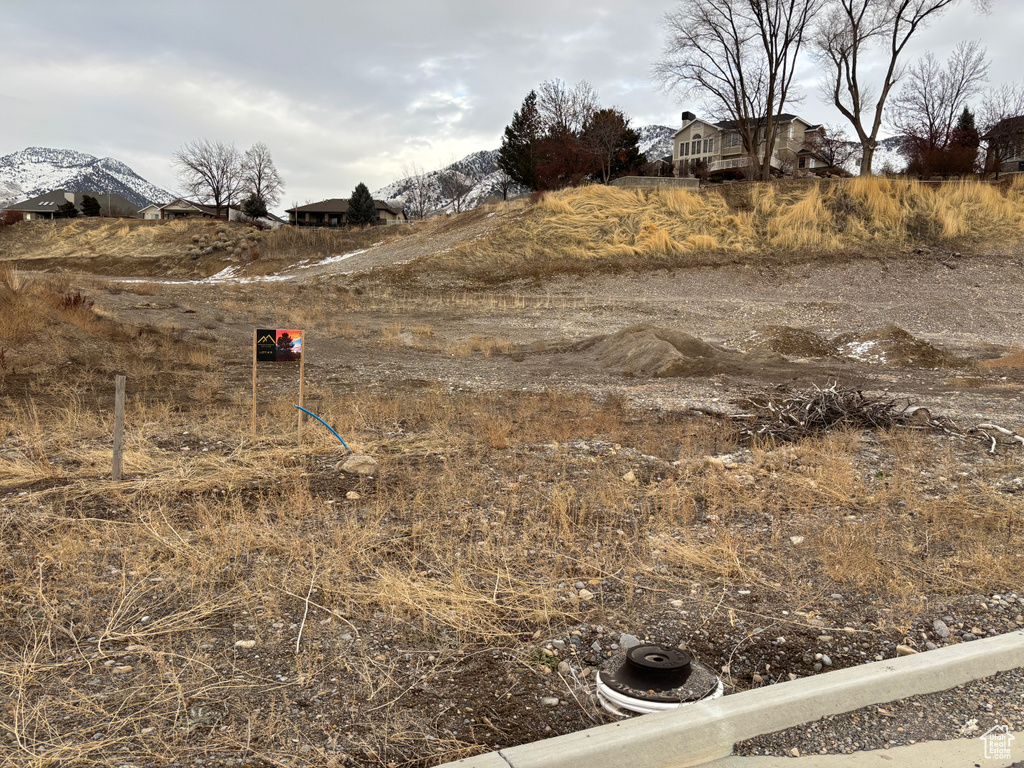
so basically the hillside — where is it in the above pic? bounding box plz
[373,125,678,214]
[0,147,172,210]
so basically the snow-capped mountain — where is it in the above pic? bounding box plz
[840,136,906,175]
[635,125,676,162]
[0,147,172,210]
[373,150,523,216]
[374,126,677,215]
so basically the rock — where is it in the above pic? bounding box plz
[339,454,378,477]
[670,599,684,608]
[540,697,559,707]
[821,654,832,667]
[622,470,637,483]
[752,674,763,684]
[789,536,805,545]
[557,661,570,674]
[705,457,726,472]
[578,589,595,601]
[551,639,566,650]
[346,491,361,500]
[618,633,642,650]
[895,645,918,656]
[234,640,257,649]
[112,665,133,674]
[791,748,800,757]
[932,619,950,639]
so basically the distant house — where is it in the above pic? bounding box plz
[140,198,284,228]
[672,111,825,177]
[983,115,1024,174]
[8,189,139,220]
[286,199,407,227]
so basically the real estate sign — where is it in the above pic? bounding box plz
[252,329,306,442]
[256,329,303,362]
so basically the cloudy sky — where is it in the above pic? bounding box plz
[1,0,1019,209]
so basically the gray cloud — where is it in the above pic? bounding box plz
[0,0,1019,208]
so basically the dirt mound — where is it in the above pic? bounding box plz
[742,326,839,358]
[571,324,774,378]
[978,350,1024,370]
[833,326,969,369]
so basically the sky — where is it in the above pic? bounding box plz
[1,0,1020,209]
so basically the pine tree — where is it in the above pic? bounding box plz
[80,195,101,217]
[347,183,377,226]
[241,193,268,221]
[498,91,542,190]
[949,107,981,175]
[55,201,78,218]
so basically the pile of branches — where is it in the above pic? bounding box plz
[733,384,918,441]
[730,383,1024,453]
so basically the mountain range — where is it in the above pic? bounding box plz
[1,129,907,218]
[371,125,679,214]
[0,147,172,210]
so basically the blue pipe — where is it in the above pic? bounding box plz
[293,405,350,451]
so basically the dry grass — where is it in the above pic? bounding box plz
[3,359,1022,764]
[409,177,1024,283]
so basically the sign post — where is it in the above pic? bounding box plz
[252,329,305,443]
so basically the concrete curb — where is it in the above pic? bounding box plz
[435,630,1024,768]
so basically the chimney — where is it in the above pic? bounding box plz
[681,111,696,123]
[64,191,76,203]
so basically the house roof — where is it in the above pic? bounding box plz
[286,198,403,216]
[983,115,1024,138]
[714,113,803,130]
[8,189,137,213]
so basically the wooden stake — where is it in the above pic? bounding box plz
[112,375,126,481]
[297,334,306,445]
[252,329,258,440]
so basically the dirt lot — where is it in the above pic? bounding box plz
[2,206,1023,767]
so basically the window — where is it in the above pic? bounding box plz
[691,133,701,155]
[724,132,741,148]
[798,157,806,169]
[680,141,688,157]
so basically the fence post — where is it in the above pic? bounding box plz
[112,375,126,481]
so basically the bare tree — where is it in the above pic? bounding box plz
[399,161,433,219]
[979,82,1024,178]
[889,42,987,151]
[655,0,825,182]
[438,157,477,214]
[241,142,284,210]
[536,79,599,135]
[491,169,515,201]
[814,0,990,176]
[804,124,859,170]
[173,140,244,217]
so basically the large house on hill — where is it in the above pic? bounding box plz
[138,198,284,227]
[983,115,1024,174]
[672,111,825,177]
[7,189,138,220]
[286,199,406,227]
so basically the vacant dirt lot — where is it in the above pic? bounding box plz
[2,196,1023,767]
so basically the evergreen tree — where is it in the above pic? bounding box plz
[55,201,78,218]
[498,91,542,190]
[80,195,101,217]
[241,193,269,221]
[347,183,377,226]
[949,108,981,175]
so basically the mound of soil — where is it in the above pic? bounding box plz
[742,326,839,358]
[833,326,969,369]
[978,350,1024,370]
[571,324,776,378]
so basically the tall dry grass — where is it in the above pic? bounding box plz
[415,177,1024,282]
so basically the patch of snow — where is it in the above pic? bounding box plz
[838,340,888,364]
